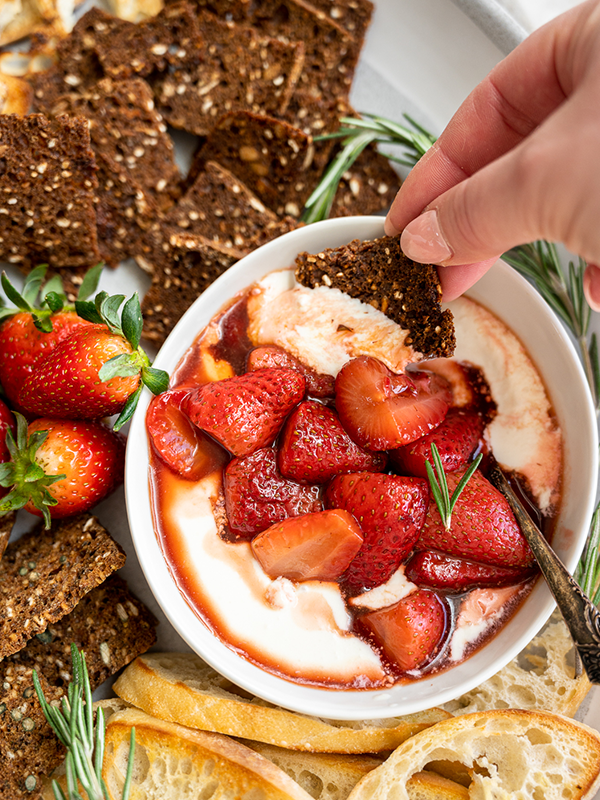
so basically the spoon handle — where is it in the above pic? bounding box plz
[488,463,600,684]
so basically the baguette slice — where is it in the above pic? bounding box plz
[113,652,451,753]
[346,709,600,800]
[103,708,316,800]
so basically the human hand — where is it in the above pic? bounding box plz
[384,0,600,306]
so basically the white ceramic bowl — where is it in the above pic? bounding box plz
[125,216,598,719]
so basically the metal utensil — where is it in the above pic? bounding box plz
[487,461,600,684]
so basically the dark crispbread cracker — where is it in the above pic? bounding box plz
[0,515,126,660]
[94,151,159,267]
[142,234,243,345]
[51,77,180,211]
[165,160,282,251]
[166,0,252,21]
[307,0,374,40]
[0,575,158,800]
[250,0,361,100]
[195,111,318,218]
[0,114,100,269]
[280,92,348,174]
[329,142,400,218]
[153,10,304,136]
[97,1,203,81]
[295,236,455,358]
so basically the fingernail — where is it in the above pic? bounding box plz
[384,214,400,237]
[401,209,453,264]
[583,263,600,312]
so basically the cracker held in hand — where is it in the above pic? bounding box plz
[113,652,450,753]
[0,114,100,269]
[295,235,455,359]
[345,709,600,800]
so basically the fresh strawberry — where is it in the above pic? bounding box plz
[18,292,169,427]
[147,388,228,481]
[0,311,92,408]
[278,401,387,484]
[417,468,534,568]
[0,399,15,465]
[183,368,305,457]
[251,509,364,581]
[390,408,485,477]
[359,588,448,671]
[0,265,99,407]
[224,447,321,537]
[335,357,451,451]
[0,414,125,527]
[325,472,429,594]
[247,346,335,398]
[405,550,533,592]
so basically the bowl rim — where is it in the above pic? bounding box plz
[126,215,598,719]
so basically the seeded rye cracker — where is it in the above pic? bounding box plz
[195,110,320,218]
[0,515,126,660]
[0,511,16,560]
[50,76,180,211]
[0,575,158,800]
[329,143,400,217]
[142,235,244,344]
[166,0,252,21]
[153,9,305,136]
[295,236,456,358]
[250,0,361,100]
[0,114,100,269]
[308,0,374,40]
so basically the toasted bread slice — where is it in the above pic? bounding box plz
[444,613,592,718]
[103,708,316,800]
[113,652,451,753]
[295,235,455,359]
[346,709,600,800]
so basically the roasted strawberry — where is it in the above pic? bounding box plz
[224,447,321,537]
[390,408,485,477]
[405,550,533,592]
[359,589,448,671]
[278,401,386,484]
[183,368,305,457]
[18,292,169,427]
[147,388,228,481]
[418,469,534,568]
[335,357,451,451]
[0,414,125,527]
[247,346,335,397]
[325,472,429,594]
[251,509,364,581]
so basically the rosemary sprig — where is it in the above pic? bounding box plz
[425,443,483,530]
[301,113,436,223]
[576,502,600,606]
[33,645,135,800]
[503,242,600,409]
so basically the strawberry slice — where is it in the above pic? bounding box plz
[325,472,429,594]
[359,589,448,671]
[182,368,305,457]
[224,447,322,537]
[405,550,533,592]
[335,357,451,451]
[417,469,534,568]
[251,509,364,581]
[247,346,335,398]
[278,401,387,484]
[147,388,228,481]
[390,408,485,477]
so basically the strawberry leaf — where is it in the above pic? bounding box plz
[33,315,54,334]
[2,272,33,312]
[75,299,104,325]
[121,293,143,350]
[22,265,48,306]
[141,366,169,395]
[97,292,125,335]
[40,274,65,301]
[98,353,141,381]
[113,385,143,431]
[43,291,65,314]
[77,263,103,302]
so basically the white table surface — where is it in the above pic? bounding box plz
[5,0,599,791]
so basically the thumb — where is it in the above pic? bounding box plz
[399,94,600,268]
